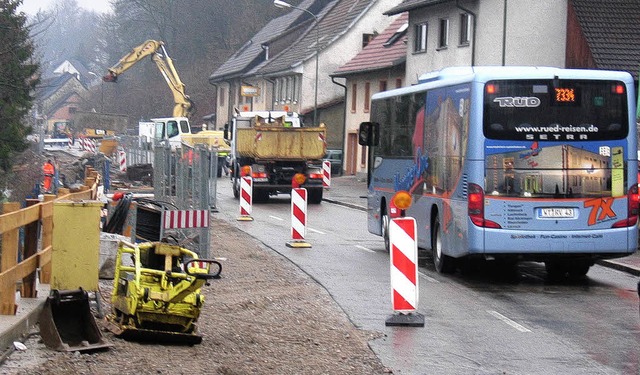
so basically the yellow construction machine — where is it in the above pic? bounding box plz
[104,241,221,344]
[103,40,193,118]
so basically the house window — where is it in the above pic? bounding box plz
[219,87,225,107]
[379,80,387,92]
[351,83,357,113]
[364,82,370,112]
[395,78,402,88]
[362,33,376,48]
[459,13,471,45]
[438,19,449,49]
[414,23,427,52]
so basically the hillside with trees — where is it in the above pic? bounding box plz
[29,0,305,124]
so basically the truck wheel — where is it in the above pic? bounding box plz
[232,178,240,199]
[308,188,323,204]
[253,189,269,203]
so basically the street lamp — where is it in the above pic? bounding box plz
[273,0,319,126]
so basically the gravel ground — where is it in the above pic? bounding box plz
[1,219,391,374]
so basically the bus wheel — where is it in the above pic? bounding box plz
[544,261,566,280]
[567,260,591,278]
[432,216,456,274]
[381,211,390,253]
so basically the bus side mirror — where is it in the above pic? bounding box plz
[358,122,379,146]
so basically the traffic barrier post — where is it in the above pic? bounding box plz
[286,188,311,248]
[118,147,127,172]
[385,217,424,327]
[322,160,331,188]
[237,176,254,221]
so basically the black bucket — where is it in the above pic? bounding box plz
[39,289,112,352]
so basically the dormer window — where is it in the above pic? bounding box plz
[384,23,408,47]
[363,33,376,48]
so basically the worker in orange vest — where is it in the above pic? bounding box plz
[42,159,55,193]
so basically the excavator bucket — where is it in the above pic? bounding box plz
[39,289,112,352]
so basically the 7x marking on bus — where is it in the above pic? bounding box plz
[584,197,616,226]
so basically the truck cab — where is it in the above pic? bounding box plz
[149,117,191,149]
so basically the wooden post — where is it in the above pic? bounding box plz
[39,195,56,284]
[1,202,20,314]
[21,199,40,298]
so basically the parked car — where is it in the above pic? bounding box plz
[324,149,343,176]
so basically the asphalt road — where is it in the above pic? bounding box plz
[213,181,640,374]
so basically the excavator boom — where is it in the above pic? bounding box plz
[104,40,193,118]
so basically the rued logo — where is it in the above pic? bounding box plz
[493,97,541,108]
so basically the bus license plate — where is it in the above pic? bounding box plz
[539,208,575,218]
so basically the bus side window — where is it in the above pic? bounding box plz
[358,122,380,146]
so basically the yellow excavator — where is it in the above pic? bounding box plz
[104,40,230,171]
[103,40,194,118]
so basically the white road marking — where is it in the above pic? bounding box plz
[323,201,366,212]
[307,227,326,234]
[487,310,531,332]
[355,245,375,253]
[418,271,439,283]
[269,215,284,221]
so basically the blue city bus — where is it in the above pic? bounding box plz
[359,66,638,276]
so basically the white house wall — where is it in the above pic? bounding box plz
[405,0,568,85]
[344,70,404,176]
[475,0,567,67]
[300,0,402,119]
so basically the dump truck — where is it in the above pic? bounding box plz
[225,110,326,203]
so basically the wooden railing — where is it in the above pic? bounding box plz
[0,166,101,315]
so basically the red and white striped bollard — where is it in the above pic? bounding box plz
[385,217,424,326]
[118,148,127,172]
[237,176,253,221]
[287,187,311,248]
[322,160,331,188]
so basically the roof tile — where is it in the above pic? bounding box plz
[571,0,640,79]
[332,12,408,76]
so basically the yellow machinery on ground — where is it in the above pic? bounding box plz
[105,241,221,344]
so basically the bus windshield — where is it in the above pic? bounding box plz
[483,79,628,141]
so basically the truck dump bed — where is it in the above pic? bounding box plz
[182,131,230,151]
[236,126,326,160]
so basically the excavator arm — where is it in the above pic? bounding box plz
[103,40,193,118]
